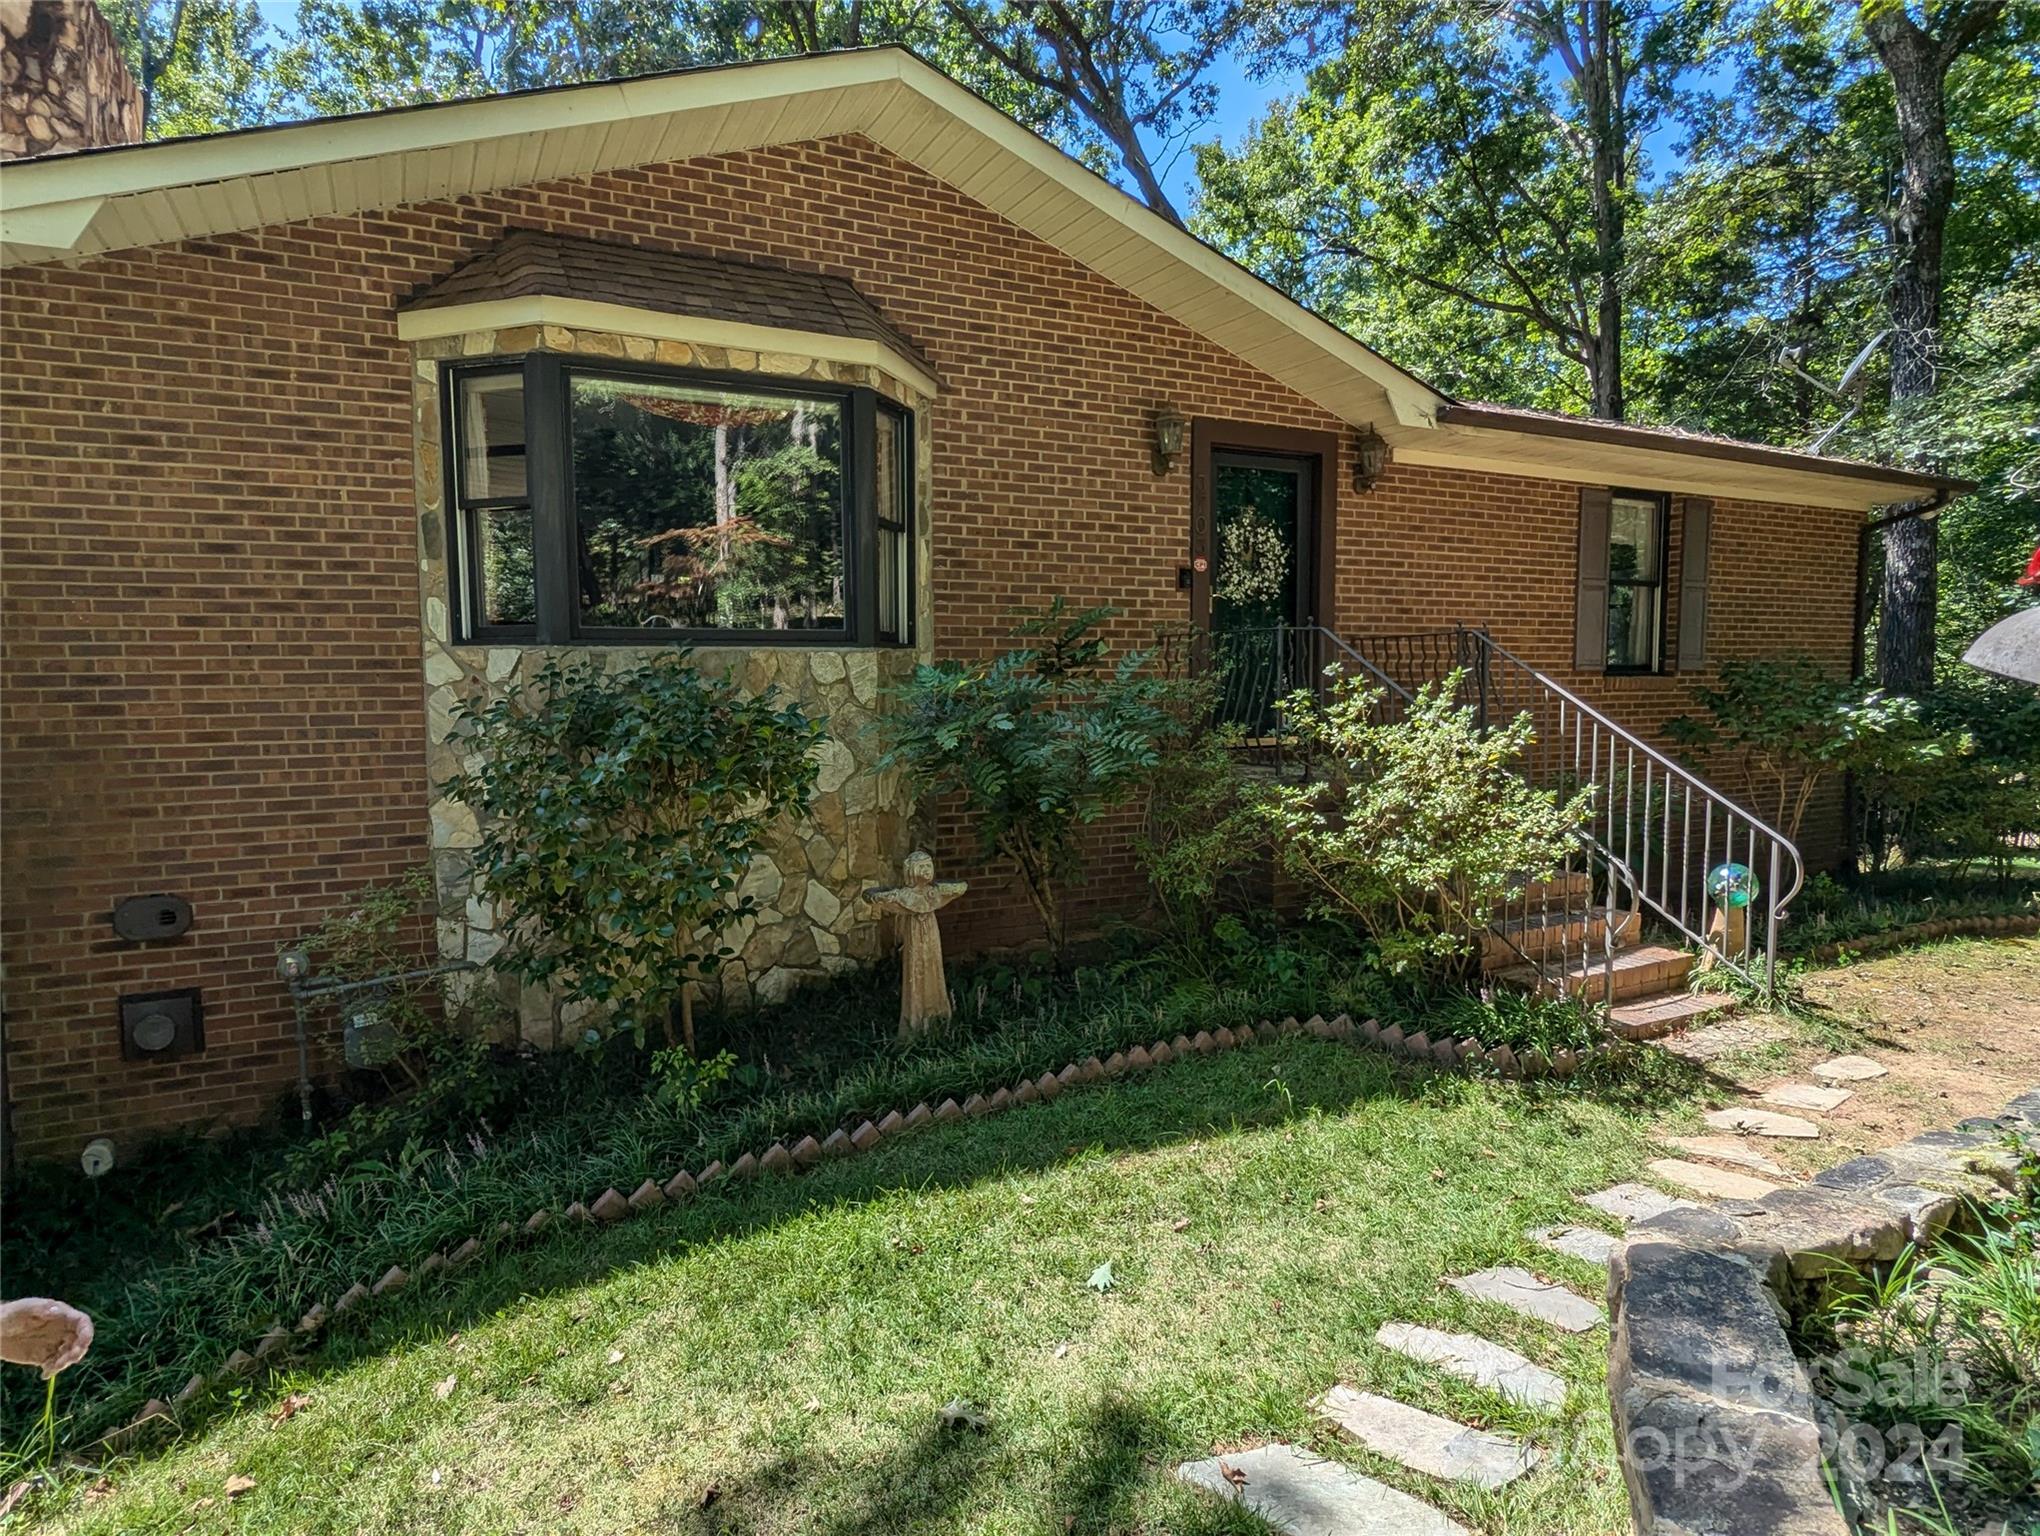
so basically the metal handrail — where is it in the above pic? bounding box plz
[1348,626,1805,997]
[1207,622,1634,1004]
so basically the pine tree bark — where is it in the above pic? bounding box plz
[1858,0,2006,693]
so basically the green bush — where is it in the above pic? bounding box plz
[444,653,822,1053]
[1247,670,1592,980]
[875,601,1195,957]
[1665,654,1945,844]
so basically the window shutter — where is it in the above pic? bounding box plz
[1574,486,1612,671]
[1677,496,1712,670]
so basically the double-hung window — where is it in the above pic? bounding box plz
[447,355,914,647]
[1604,490,1668,673]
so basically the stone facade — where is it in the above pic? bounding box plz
[1,0,140,160]
[408,322,932,1040]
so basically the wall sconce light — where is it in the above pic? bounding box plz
[1353,424,1391,491]
[1151,405,1187,475]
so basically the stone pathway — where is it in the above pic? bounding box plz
[1761,1083,1854,1112]
[1811,1054,1888,1083]
[1314,1386,1544,1489]
[1375,1323,1565,1409]
[1661,1136,1787,1176]
[1657,1014,1788,1062]
[1579,1182,1698,1223]
[1645,1157,1780,1201]
[1703,1106,1820,1139]
[1447,1266,1604,1332]
[1527,1224,1621,1266]
[1176,1445,1469,1536]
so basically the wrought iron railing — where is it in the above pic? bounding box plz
[1205,623,1633,1004]
[1347,626,1804,997]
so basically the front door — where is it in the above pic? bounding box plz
[1202,449,1316,733]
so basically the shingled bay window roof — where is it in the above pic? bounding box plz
[398,227,936,385]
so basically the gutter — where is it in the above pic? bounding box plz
[1436,402,1975,496]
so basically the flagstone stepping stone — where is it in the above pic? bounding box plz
[1762,1083,1854,1112]
[1447,1266,1604,1332]
[1647,1158,1781,1201]
[1705,1106,1820,1139]
[1662,1136,1788,1177]
[1314,1385,1543,1488]
[1811,1054,1888,1083]
[1528,1224,1622,1266]
[1374,1322,1566,1409]
[1657,1014,1787,1062]
[1175,1444,1468,1536]
[1579,1182,1699,1224]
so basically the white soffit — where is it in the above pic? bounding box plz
[1388,421,1929,512]
[0,49,1440,430]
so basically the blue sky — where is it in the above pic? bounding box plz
[1160,45,1302,215]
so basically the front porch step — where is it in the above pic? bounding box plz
[1480,908,1640,971]
[1508,870,1591,907]
[1497,944,1695,1003]
[1609,991,1737,1041]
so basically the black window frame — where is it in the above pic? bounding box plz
[442,352,916,649]
[1604,487,1670,675]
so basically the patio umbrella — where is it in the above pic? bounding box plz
[1962,605,2040,685]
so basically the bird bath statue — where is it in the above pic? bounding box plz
[864,851,967,1038]
[1703,861,1759,969]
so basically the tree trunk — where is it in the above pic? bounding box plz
[1859,0,2006,692]
[1580,4,1625,420]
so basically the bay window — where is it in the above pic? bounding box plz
[446,355,914,646]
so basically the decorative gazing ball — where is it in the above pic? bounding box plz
[1706,861,1760,910]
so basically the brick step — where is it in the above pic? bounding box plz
[1609,991,1737,1041]
[1480,908,1640,971]
[1508,869,1592,906]
[1497,944,1695,1003]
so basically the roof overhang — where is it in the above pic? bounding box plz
[1397,403,1971,512]
[0,47,1966,512]
[0,46,1441,430]
[396,295,942,398]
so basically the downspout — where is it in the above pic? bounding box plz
[1845,487,1955,872]
[1852,488,1954,681]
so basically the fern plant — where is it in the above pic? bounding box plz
[875,603,1195,958]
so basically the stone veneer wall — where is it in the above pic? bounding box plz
[409,322,932,1041]
[0,0,140,160]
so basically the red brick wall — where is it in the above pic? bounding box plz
[0,133,1860,1160]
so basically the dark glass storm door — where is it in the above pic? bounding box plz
[1205,450,1315,734]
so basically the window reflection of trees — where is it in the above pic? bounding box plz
[570,379,846,632]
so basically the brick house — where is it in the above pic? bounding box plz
[0,39,1962,1163]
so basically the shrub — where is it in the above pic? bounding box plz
[875,601,1194,958]
[1664,654,1944,843]
[1248,670,1592,980]
[444,653,822,1053]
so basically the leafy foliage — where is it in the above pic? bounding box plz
[1665,655,1947,842]
[1247,671,1592,979]
[876,602,1194,957]
[443,653,821,1050]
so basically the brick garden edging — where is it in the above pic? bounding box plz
[1799,910,2038,966]
[100,1005,1628,1448]
[1606,1088,2040,1535]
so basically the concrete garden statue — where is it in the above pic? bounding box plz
[864,851,966,1037]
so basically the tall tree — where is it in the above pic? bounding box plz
[1857,0,2008,693]
[939,1,1255,225]
[101,0,277,137]
[1196,0,1713,418]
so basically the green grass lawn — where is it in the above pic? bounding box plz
[24,1038,1667,1535]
